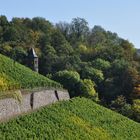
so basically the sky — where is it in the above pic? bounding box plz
[0,0,140,48]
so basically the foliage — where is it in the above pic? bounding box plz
[0,73,20,91]
[79,79,98,101]
[102,59,139,102]
[80,66,104,85]
[53,70,80,97]
[132,82,140,99]
[91,58,111,72]
[88,25,107,46]
[110,95,133,118]
[51,30,73,55]
[70,17,89,43]
[0,90,22,102]
[0,98,140,140]
[132,99,140,122]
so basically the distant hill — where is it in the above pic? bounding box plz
[0,97,139,139]
[0,54,61,92]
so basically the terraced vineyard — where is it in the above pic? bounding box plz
[0,97,140,140]
[0,54,62,92]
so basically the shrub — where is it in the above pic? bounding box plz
[53,70,80,97]
[80,66,104,85]
[53,70,98,100]
[110,95,133,119]
[0,73,20,91]
[79,79,98,101]
[132,99,140,122]
[92,58,111,71]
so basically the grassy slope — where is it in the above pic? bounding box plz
[0,54,61,92]
[0,97,140,140]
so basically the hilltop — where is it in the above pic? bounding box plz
[0,53,61,96]
[0,97,139,140]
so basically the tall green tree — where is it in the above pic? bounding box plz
[70,17,89,44]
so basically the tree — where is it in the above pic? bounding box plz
[51,30,73,55]
[131,72,140,100]
[0,15,9,26]
[94,46,124,62]
[53,70,98,100]
[31,17,53,33]
[3,26,20,42]
[120,39,135,61]
[132,99,140,122]
[91,58,111,78]
[70,17,89,43]
[11,47,27,64]
[88,25,106,46]
[80,66,104,85]
[0,43,12,56]
[52,70,80,97]
[102,59,139,102]
[39,44,57,74]
[110,95,133,118]
[56,22,71,41]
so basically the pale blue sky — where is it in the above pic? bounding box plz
[0,0,140,48]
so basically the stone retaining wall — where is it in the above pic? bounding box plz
[20,93,32,113]
[0,89,69,121]
[0,98,20,121]
[33,90,58,109]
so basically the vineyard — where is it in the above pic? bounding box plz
[0,54,62,92]
[0,97,140,140]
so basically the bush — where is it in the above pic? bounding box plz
[53,70,98,100]
[79,79,98,101]
[53,70,80,97]
[0,73,20,91]
[132,99,140,122]
[110,95,133,118]
[80,66,104,85]
[92,58,111,71]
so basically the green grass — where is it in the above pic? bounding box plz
[0,97,140,140]
[0,54,62,92]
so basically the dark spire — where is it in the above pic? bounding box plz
[28,48,38,72]
[28,48,38,58]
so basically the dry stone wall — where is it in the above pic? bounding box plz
[33,90,58,109]
[20,93,32,113]
[0,98,20,121]
[57,90,70,101]
[0,89,69,121]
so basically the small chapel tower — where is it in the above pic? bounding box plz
[28,48,38,72]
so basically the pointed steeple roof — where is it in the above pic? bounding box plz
[28,48,38,58]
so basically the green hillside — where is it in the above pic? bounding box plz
[0,54,62,92]
[0,97,140,140]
